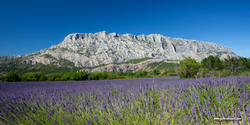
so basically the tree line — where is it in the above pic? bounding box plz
[0,68,178,82]
[178,55,250,78]
[1,55,249,82]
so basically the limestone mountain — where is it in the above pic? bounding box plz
[0,31,236,72]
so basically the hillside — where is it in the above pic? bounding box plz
[0,31,236,75]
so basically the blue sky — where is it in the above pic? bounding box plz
[0,0,249,57]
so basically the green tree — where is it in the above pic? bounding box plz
[195,68,209,78]
[88,72,103,80]
[21,72,47,81]
[69,72,79,81]
[134,71,143,78]
[107,73,116,79]
[162,70,168,76]
[100,71,108,80]
[237,57,250,70]
[62,72,71,80]
[224,56,239,73]
[28,74,38,81]
[124,71,135,79]
[142,70,148,77]
[152,69,161,76]
[146,71,153,77]
[178,57,201,78]
[0,74,4,82]
[77,71,88,80]
[22,74,30,81]
[37,72,47,81]
[4,72,21,82]
[115,71,123,76]
[47,73,62,81]
[201,55,223,70]
[220,69,231,77]
[39,74,47,81]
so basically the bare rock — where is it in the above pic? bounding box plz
[80,59,163,73]
[0,31,237,68]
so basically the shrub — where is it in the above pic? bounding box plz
[69,72,78,81]
[239,71,250,76]
[206,70,220,78]
[168,72,178,76]
[88,72,103,80]
[54,78,61,81]
[134,71,143,78]
[106,73,116,80]
[22,74,29,81]
[195,68,209,78]
[4,72,21,82]
[38,75,47,81]
[146,71,153,77]
[223,56,239,73]
[77,71,88,80]
[162,70,168,75]
[125,72,135,78]
[60,77,67,81]
[152,69,161,76]
[27,74,38,81]
[201,55,223,71]
[37,72,47,81]
[47,73,62,81]
[142,70,148,77]
[0,74,4,82]
[21,72,47,81]
[178,57,201,78]
[62,72,71,80]
[115,71,124,77]
[220,69,231,77]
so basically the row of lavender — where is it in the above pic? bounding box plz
[0,76,249,124]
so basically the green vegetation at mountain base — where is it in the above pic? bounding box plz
[3,72,21,82]
[0,67,178,82]
[178,57,201,78]
[178,55,250,78]
[1,56,250,82]
[0,59,82,76]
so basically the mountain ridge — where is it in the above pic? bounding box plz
[0,31,236,69]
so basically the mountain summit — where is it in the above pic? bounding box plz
[0,31,236,67]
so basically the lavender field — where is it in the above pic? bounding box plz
[0,76,250,124]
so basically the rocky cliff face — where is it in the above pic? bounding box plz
[1,31,236,68]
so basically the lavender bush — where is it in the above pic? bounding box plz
[0,76,249,124]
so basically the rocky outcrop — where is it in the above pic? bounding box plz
[30,56,57,65]
[0,31,237,67]
[80,59,165,73]
[219,53,238,60]
[50,31,235,67]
